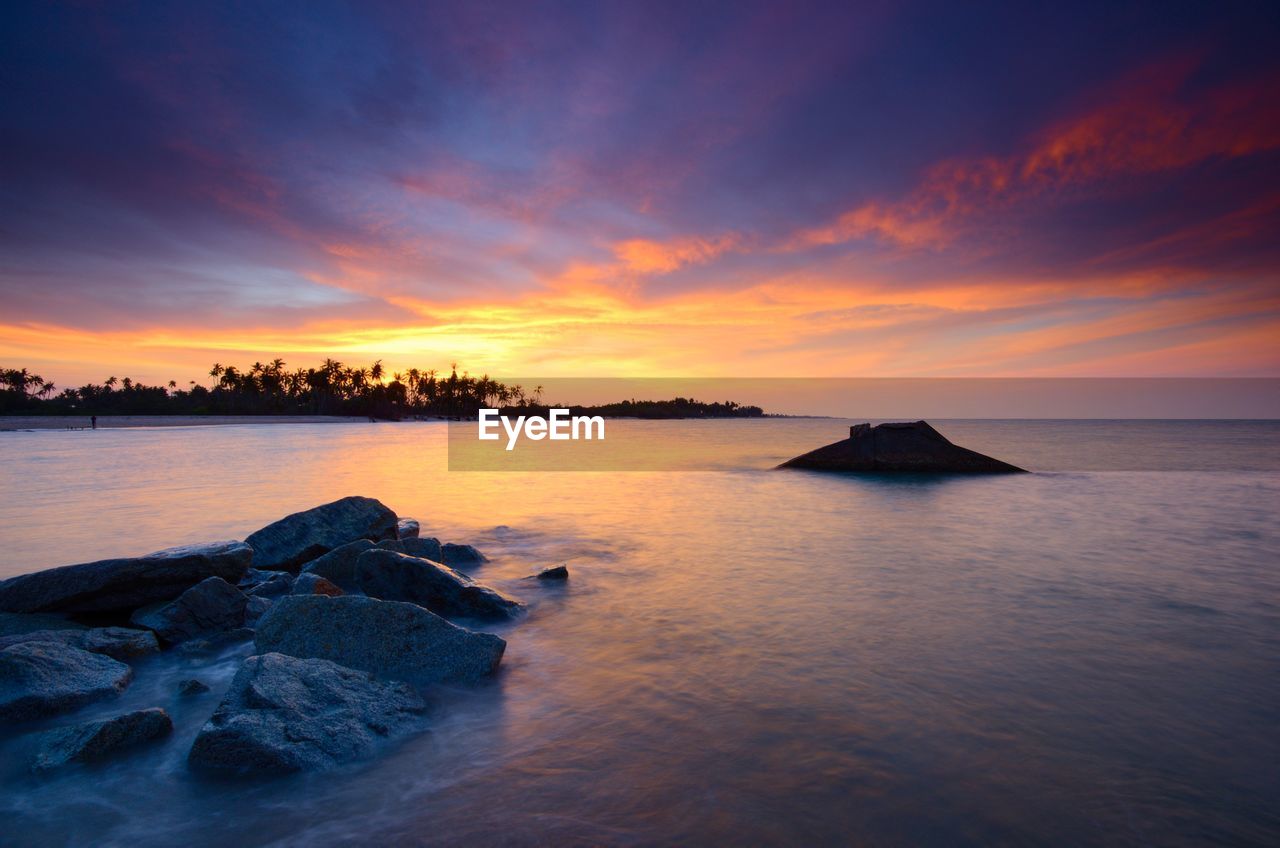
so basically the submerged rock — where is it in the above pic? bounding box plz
[174,628,255,657]
[531,565,569,581]
[0,641,132,722]
[255,595,506,686]
[188,652,424,775]
[397,518,420,540]
[245,496,399,572]
[441,543,488,568]
[291,573,343,597]
[378,536,444,563]
[32,707,173,771]
[356,549,522,621]
[178,678,210,696]
[779,421,1027,474]
[131,577,248,644]
[0,541,252,614]
[299,540,374,592]
[0,626,159,661]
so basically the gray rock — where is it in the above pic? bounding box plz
[245,497,399,572]
[356,549,522,622]
[397,518,420,540]
[239,568,293,593]
[131,577,248,644]
[292,573,344,596]
[188,652,424,775]
[178,679,210,696]
[378,536,444,562]
[0,641,132,722]
[255,596,505,686]
[0,612,87,637]
[532,565,569,581]
[0,541,252,614]
[32,708,172,771]
[299,540,374,592]
[779,421,1027,473]
[441,543,488,568]
[0,627,159,661]
[174,628,255,657]
[244,595,273,626]
[246,571,294,599]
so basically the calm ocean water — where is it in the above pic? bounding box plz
[0,419,1277,846]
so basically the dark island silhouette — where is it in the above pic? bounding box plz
[780,421,1027,473]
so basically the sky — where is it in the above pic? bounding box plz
[2,0,1278,387]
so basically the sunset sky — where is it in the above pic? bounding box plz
[2,1,1278,386]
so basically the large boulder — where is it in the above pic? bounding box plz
[0,626,159,661]
[0,612,86,637]
[255,596,505,686]
[0,541,252,614]
[188,652,424,775]
[779,421,1027,473]
[378,536,444,562]
[356,549,522,621]
[441,543,487,568]
[31,707,173,771]
[245,497,399,572]
[131,577,248,644]
[0,641,132,722]
[299,540,375,592]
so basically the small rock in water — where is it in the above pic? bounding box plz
[298,540,374,592]
[175,628,255,658]
[255,595,506,686]
[0,641,133,722]
[779,420,1027,473]
[31,707,173,771]
[291,573,344,597]
[245,496,399,572]
[396,518,420,540]
[533,565,569,581]
[131,577,248,644]
[188,652,424,775]
[441,543,488,568]
[356,549,522,621]
[178,679,210,696]
[0,626,159,661]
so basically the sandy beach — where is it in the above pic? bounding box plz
[0,415,375,430]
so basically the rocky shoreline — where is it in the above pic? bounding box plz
[0,496,564,776]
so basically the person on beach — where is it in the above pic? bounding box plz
[91,415,97,429]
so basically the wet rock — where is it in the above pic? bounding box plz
[243,595,273,627]
[0,541,252,614]
[532,565,569,581]
[292,573,343,597]
[245,496,399,572]
[245,571,295,599]
[299,540,374,592]
[378,536,444,563]
[441,543,488,568]
[239,568,293,594]
[131,577,248,644]
[178,679,210,696]
[779,421,1027,474]
[188,652,424,775]
[32,707,172,771]
[356,549,522,622]
[175,628,255,657]
[0,612,86,637]
[397,518,420,540]
[0,627,159,661]
[0,641,132,722]
[255,595,505,686]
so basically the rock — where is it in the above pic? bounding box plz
[378,536,444,563]
[779,421,1027,473]
[0,612,86,637]
[245,571,295,599]
[0,541,252,614]
[130,577,248,644]
[0,627,159,661]
[255,596,505,686]
[291,573,343,597]
[356,549,522,622]
[239,568,293,593]
[397,518,420,540]
[0,641,132,722]
[178,679,210,696]
[31,708,172,771]
[245,496,399,572]
[299,539,375,592]
[244,595,273,626]
[441,543,488,568]
[532,565,569,581]
[188,652,424,775]
[174,628,255,657]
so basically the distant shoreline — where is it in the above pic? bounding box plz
[0,415,378,430]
